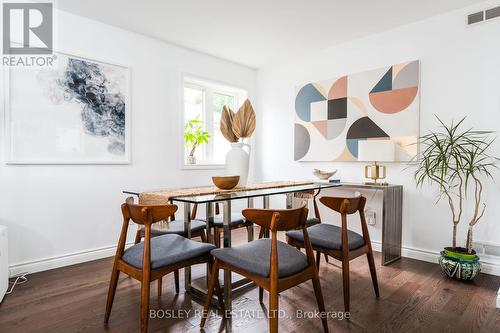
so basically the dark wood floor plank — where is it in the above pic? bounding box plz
[458,273,500,333]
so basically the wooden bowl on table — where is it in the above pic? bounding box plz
[212,176,240,190]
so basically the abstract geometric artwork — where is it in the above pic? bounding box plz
[5,52,130,164]
[294,60,420,161]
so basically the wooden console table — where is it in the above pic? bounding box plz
[338,183,403,265]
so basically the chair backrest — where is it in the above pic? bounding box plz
[319,195,371,254]
[133,195,178,222]
[116,198,178,270]
[122,199,178,226]
[319,196,366,215]
[242,205,308,232]
[243,205,317,279]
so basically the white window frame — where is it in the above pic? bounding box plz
[181,76,248,169]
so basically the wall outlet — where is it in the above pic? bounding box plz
[365,208,376,226]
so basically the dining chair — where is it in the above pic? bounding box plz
[193,202,253,247]
[104,198,223,333]
[258,190,329,263]
[294,189,322,226]
[257,190,323,237]
[201,205,329,333]
[133,198,207,294]
[134,200,207,243]
[286,195,379,313]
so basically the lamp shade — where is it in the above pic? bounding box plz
[358,140,395,162]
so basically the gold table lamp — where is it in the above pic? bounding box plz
[358,140,395,185]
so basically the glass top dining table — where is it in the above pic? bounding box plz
[123,182,339,204]
[123,182,340,310]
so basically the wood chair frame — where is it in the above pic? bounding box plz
[104,198,223,333]
[258,189,329,264]
[287,195,380,313]
[133,198,207,294]
[201,205,329,333]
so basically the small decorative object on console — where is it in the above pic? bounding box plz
[313,169,337,180]
[358,140,395,185]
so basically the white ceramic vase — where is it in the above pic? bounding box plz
[225,142,250,187]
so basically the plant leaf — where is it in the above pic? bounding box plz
[232,99,256,138]
[220,105,238,143]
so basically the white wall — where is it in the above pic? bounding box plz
[256,1,500,273]
[0,9,256,274]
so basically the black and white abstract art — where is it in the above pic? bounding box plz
[4,52,130,164]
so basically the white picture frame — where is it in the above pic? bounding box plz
[3,50,131,164]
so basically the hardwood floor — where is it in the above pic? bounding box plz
[1,228,499,333]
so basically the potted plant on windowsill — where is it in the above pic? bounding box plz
[414,117,498,280]
[184,116,211,164]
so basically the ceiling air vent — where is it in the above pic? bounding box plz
[467,11,484,25]
[485,6,500,20]
[467,5,500,25]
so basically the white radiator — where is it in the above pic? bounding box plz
[497,287,500,309]
[0,225,7,303]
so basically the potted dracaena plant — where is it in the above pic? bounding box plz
[184,116,211,164]
[414,117,498,280]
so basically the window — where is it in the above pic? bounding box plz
[183,77,247,166]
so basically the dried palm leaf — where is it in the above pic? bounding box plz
[232,99,256,138]
[220,105,238,143]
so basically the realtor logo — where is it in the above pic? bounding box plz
[3,2,53,54]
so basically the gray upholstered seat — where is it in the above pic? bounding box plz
[122,234,215,269]
[286,224,365,251]
[211,238,308,278]
[201,213,248,227]
[138,219,206,235]
[306,217,320,226]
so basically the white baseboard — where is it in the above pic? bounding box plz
[8,240,500,278]
[371,240,500,276]
[8,242,134,277]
